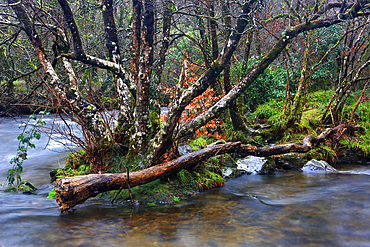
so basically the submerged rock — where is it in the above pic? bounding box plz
[302,159,337,172]
[236,156,276,174]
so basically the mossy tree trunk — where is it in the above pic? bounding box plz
[291,31,311,123]
[55,124,360,213]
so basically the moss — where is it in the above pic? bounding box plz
[5,180,37,194]
[100,178,184,204]
[259,159,276,174]
[301,108,323,130]
[149,110,161,139]
[99,155,228,205]
[50,150,92,181]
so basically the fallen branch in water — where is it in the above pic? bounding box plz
[55,124,359,213]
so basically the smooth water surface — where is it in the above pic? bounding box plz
[1,117,370,246]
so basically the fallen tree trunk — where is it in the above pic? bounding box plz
[55,124,359,213]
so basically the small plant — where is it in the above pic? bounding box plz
[173,196,180,202]
[7,112,47,186]
[47,189,56,199]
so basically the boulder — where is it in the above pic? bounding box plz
[236,156,276,175]
[302,159,337,172]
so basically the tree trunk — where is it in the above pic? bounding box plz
[130,0,142,86]
[55,124,359,213]
[134,0,154,155]
[291,32,311,122]
[221,0,248,132]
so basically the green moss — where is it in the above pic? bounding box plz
[100,178,178,204]
[5,180,37,194]
[301,108,323,130]
[149,110,161,139]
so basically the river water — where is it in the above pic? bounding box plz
[1,116,370,246]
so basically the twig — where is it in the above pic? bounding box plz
[329,105,335,126]
[126,164,135,206]
[111,161,134,206]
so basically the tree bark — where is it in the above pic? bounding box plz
[130,0,142,86]
[55,124,359,214]
[134,0,154,154]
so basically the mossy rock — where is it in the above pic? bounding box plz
[259,158,276,175]
[301,108,323,129]
[5,180,37,194]
[276,153,307,169]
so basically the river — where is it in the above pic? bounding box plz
[1,115,370,246]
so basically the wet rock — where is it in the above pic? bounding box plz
[302,159,337,172]
[222,167,242,179]
[277,153,307,170]
[178,144,194,156]
[236,156,276,175]
[50,168,59,182]
[18,180,37,194]
[5,180,37,194]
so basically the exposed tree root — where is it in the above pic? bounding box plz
[55,124,359,213]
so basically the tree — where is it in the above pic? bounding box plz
[1,0,370,210]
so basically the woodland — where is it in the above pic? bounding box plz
[0,0,370,213]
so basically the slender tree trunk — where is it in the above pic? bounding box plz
[102,0,134,144]
[221,0,248,131]
[130,0,142,87]
[152,0,173,113]
[350,78,370,121]
[283,51,291,115]
[291,32,311,122]
[12,0,106,142]
[134,0,154,155]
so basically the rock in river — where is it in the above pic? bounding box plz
[302,159,337,172]
[236,156,276,174]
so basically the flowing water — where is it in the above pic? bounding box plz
[1,116,370,246]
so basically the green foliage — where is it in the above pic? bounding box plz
[350,95,370,123]
[58,149,91,178]
[47,189,56,199]
[190,137,208,149]
[291,25,344,91]
[245,98,286,125]
[7,112,47,186]
[101,179,176,204]
[231,56,293,111]
[5,180,37,194]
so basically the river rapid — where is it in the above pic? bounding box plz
[1,116,370,246]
